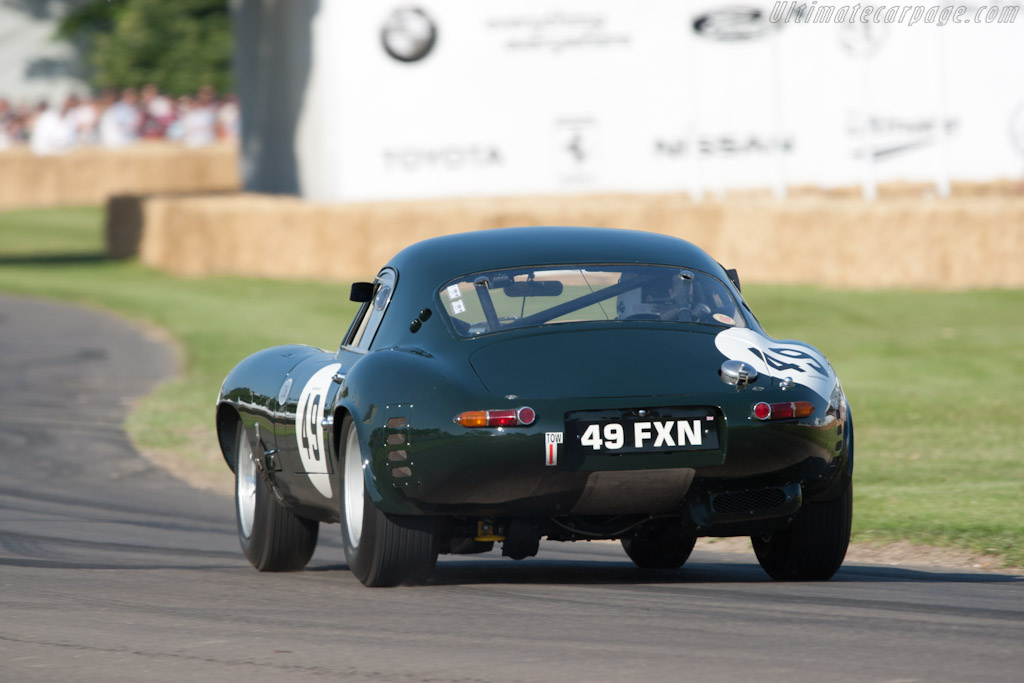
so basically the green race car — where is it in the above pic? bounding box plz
[216,227,853,586]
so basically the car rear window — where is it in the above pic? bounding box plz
[438,265,748,337]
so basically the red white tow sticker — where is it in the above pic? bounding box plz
[545,432,563,466]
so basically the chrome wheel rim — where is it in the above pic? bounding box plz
[236,425,257,539]
[343,425,364,549]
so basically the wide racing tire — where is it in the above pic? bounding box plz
[752,482,853,581]
[339,417,438,587]
[235,421,319,571]
[621,524,697,569]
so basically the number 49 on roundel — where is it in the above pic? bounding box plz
[216,226,853,586]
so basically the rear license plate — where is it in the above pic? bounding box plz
[567,408,720,455]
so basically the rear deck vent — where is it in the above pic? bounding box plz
[711,488,787,515]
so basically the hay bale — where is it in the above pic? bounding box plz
[132,190,1024,289]
[0,143,240,209]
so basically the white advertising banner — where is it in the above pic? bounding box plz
[288,1,1024,201]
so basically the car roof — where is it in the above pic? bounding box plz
[385,226,724,283]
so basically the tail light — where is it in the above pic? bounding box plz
[752,401,814,421]
[454,407,536,427]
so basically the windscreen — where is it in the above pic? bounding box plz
[438,265,748,337]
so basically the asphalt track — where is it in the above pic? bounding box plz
[1,293,1022,683]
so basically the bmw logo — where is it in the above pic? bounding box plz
[381,7,437,63]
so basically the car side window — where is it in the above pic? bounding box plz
[346,269,396,351]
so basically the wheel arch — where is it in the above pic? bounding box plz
[331,401,403,513]
[331,403,353,475]
[216,403,242,472]
[844,403,855,476]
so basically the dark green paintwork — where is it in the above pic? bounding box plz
[216,227,851,536]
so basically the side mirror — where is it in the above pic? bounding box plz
[725,268,741,292]
[350,282,374,302]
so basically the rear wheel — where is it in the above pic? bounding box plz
[621,523,697,569]
[339,417,438,587]
[752,483,853,581]
[235,421,319,571]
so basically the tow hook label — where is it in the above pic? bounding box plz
[545,432,563,466]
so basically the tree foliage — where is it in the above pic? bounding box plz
[57,0,232,95]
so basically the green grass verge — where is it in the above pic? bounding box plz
[2,207,1021,567]
[0,207,105,255]
[743,286,1024,565]
[0,207,359,487]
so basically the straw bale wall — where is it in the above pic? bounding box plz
[126,189,1024,289]
[0,143,239,209]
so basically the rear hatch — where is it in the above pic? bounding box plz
[468,326,728,399]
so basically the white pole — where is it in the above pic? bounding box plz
[861,27,877,202]
[933,25,951,197]
[688,19,704,202]
[770,21,787,200]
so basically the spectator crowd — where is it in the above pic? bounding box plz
[0,85,239,155]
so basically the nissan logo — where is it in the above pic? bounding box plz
[381,7,437,63]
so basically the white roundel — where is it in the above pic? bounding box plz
[295,363,341,498]
[715,328,834,399]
